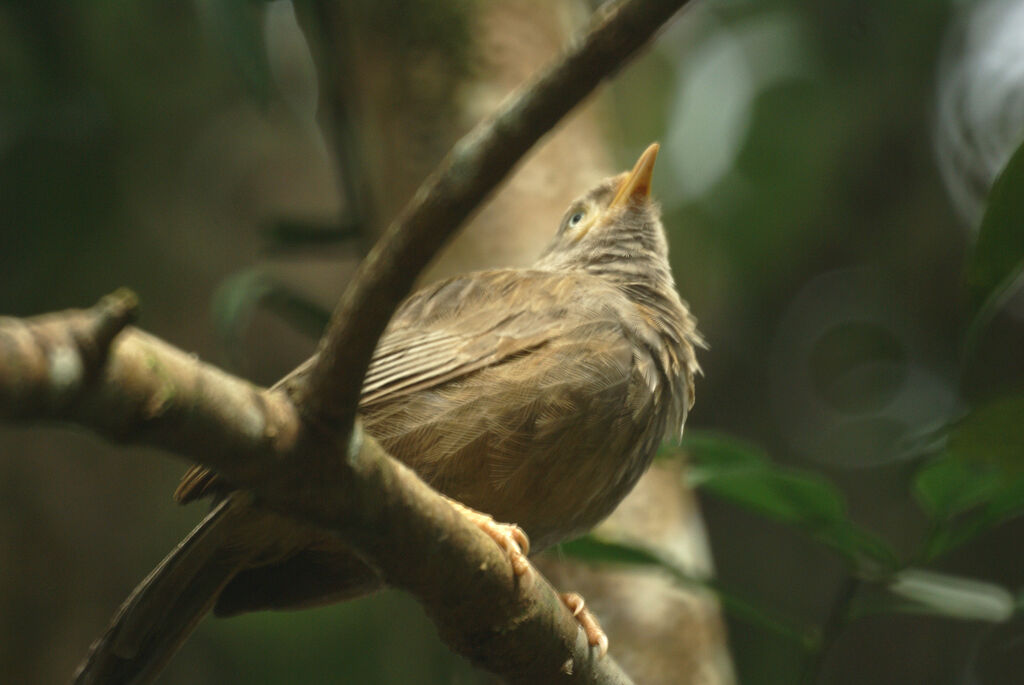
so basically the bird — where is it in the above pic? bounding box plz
[73,143,703,684]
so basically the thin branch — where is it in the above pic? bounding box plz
[800,576,862,685]
[299,0,695,425]
[0,293,301,475]
[0,298,632,683]
[0,289,139,415]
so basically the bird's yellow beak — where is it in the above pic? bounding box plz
[608,142,659,210]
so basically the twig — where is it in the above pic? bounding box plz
[800,575,862,685]
[0,289,138,416]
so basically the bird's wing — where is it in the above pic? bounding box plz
[358,270,577,406]
[175,269,613,503]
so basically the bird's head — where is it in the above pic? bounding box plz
[536,143,669,272]
[535,142,703,433]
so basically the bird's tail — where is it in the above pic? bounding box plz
[73,494,252,685]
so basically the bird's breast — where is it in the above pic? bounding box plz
[360,316,673,550]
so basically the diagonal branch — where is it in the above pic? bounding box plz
[299,0,695,425]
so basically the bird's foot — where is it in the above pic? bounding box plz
[444,497,532,582]
[560,592,609,658]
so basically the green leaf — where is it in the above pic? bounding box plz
[912,452,1005,520]
[965,139,1024,347]
[557,535,665,568]
[921,474,1024,560]
[556,535,820,650]
[680,432,898,570]
[913,395,1024,559]
[680,432,771,479]
[697,468,846,525]
[947,394,1024,474]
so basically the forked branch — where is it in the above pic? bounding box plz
[1,0,695,682]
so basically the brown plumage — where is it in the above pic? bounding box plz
[74,143,703,684]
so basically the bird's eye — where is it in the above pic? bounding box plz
[568,212,585,227]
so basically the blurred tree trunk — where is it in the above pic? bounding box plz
[313,2,735,683]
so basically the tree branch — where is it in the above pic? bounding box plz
[0,293,301,477]
[0,297,632,683]
[299,0,694,425]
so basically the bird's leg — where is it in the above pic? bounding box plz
[443,497,532,581]
[560,592,609,658]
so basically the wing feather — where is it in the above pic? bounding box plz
[176,270,606,503]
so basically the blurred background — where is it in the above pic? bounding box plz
[2,0,1024,683]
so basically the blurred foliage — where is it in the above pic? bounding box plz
[560,533,821,649]
[962,137,1024,356]
[946,395,1024,475]
[682,433,898,570]
[567,1,1024,671]
[966,102,1024,323]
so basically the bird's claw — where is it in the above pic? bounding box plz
[445,497,532,584]
[560,592,609,658]
[483,518,532,581]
